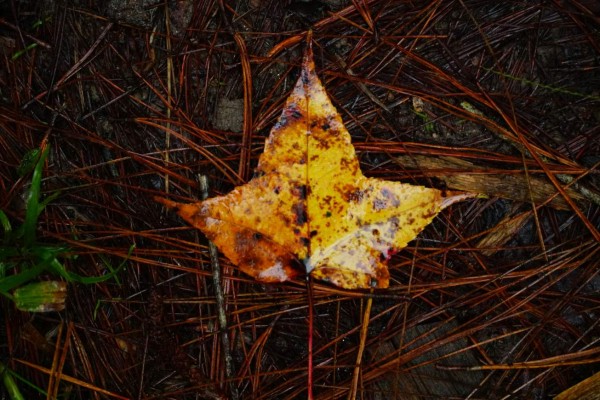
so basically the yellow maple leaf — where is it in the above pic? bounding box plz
[157,39,476,289]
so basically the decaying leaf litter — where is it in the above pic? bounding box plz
[1,1,600,399]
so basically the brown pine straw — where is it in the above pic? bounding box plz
[1,1,599,398]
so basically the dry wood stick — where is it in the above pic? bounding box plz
[199,175,239,400]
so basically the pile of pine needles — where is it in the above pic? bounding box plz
[1,1,599,399]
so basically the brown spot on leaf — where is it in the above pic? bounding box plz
[292,202,307,225]
[291,109,302,119]
[343,187,364,203]
[297,184,308,200]
[422,206,437,219]
[340,156,355,170]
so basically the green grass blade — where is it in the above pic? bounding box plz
[2,364,47,397]
[17,148,41,177]
[0,361,26,400]
[0,211,11,245]
[23,146,49,247]
[0,263,47,296]
[11,43,38,61]
[39,190,61,209]
[47,244,134,284]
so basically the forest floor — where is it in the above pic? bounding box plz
[1,1,599,399]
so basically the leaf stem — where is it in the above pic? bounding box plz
[306,274,314,400]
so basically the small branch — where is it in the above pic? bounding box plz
[348,291,373,400]
[199,175,239,400]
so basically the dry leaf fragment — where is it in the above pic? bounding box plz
[157,39,476,289]
[395,155,586,210]
[476,210,533,256]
